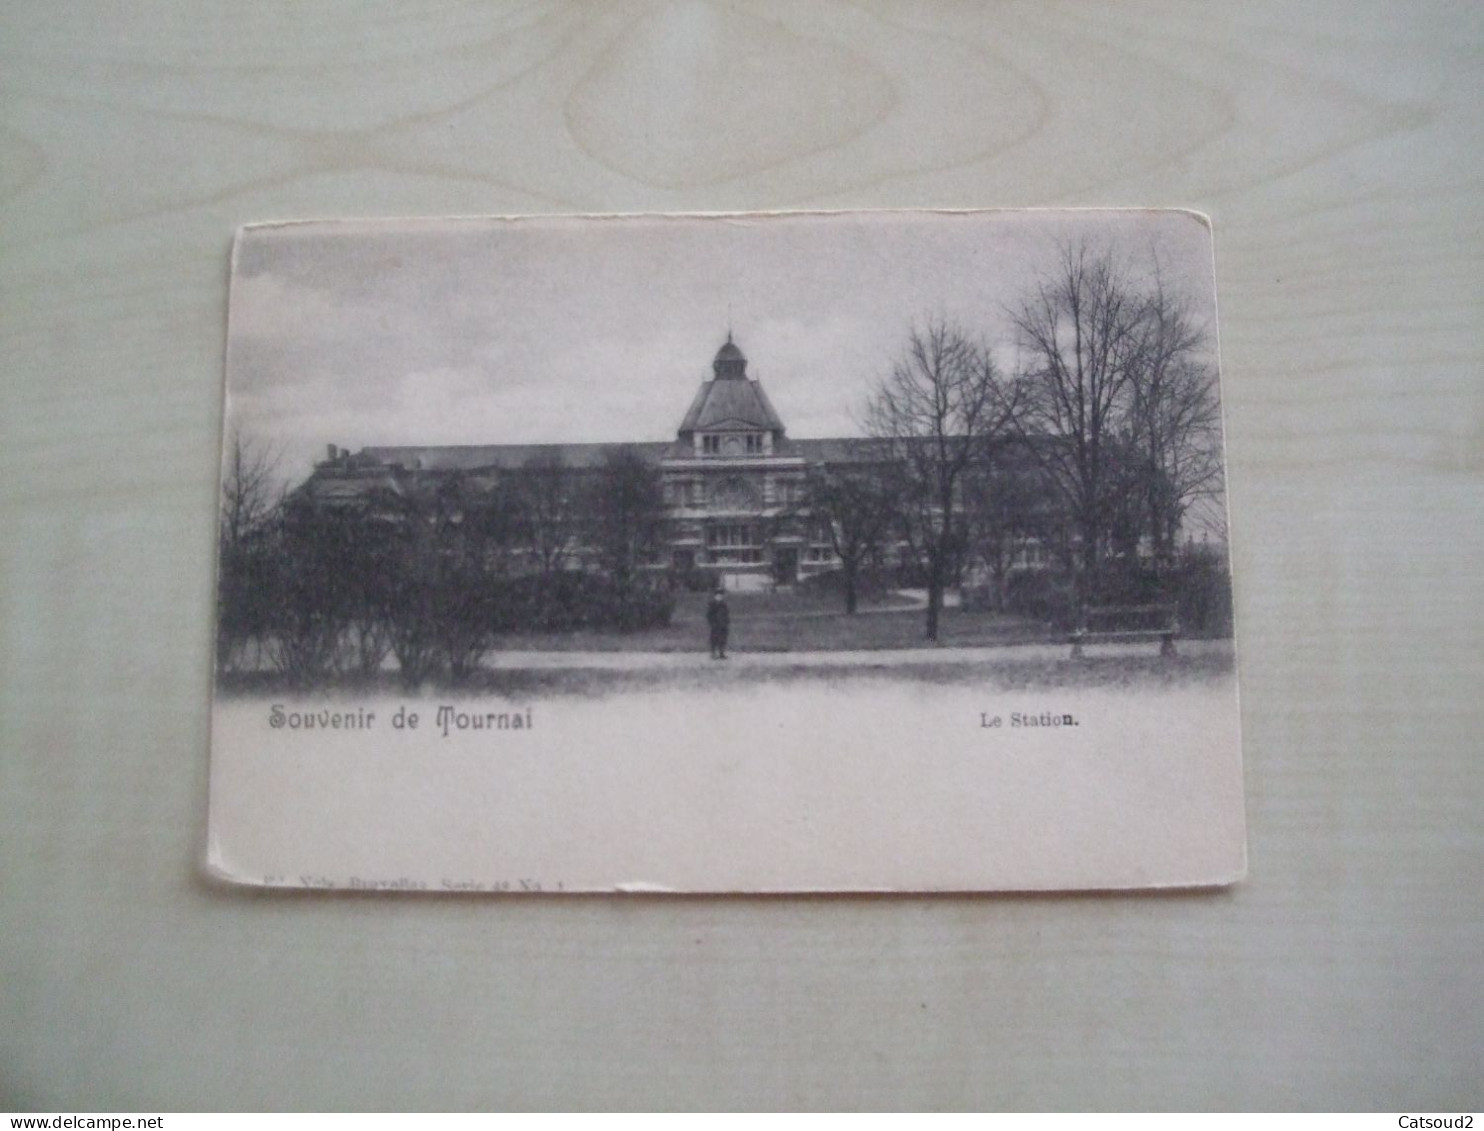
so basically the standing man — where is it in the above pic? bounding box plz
[706,586,730,660]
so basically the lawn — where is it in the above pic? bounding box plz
[493,588,1051,653]
[491,651,1235,697]
[215,585,1238,697]
[219,649,1236,699]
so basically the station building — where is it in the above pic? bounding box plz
[302,336,875,589]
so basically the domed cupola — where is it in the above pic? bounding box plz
[675,333,787,452]
[712,333,748,379]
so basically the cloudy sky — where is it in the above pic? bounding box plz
[226,210,1219,488]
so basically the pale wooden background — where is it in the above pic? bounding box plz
[2,1,1480,1111]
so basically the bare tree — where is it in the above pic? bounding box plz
[216,431,280,672]
[264,496,359,688]
[368,474,520,688]
[220,431,280,555]
[369,485,450,689]
[1123,281,1223,564]
[428,473,519,683]
[959,445,1054,613]
[865,321,1021,641]
[336,507,395,679]
[1012,242,1155,597]
[1014,243,1222,597]
[513,452,580,577]
[803,455,899,614]
[587,447,665,588]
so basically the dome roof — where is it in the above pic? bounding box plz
[712,333,747,378]
[714,338,745,363]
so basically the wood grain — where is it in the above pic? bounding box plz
[2,0,1480,1110]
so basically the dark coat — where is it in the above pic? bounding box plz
[706,596,730,640]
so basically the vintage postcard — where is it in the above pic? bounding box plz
[208,209,1245,893]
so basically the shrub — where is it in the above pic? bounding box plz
[672,566,713,593]
[1077,552,1233,638]
[489,573,674,634]
[1172,551,1234,638]
[1004,570,1076,629]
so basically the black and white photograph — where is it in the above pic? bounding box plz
[209,210,1245,893]
[11,1,1480,1109]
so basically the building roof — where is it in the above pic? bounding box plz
[299,465,408,503]
[355,442,672,472]
[677,376,787,435]
[670,335,788,435]
[783,437,892,464]
[350,436,899,470]
[299,437,910,511]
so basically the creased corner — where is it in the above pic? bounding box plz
[200,830,258,889]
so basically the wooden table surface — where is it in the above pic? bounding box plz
[2,2,1480,1111]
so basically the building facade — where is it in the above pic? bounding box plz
[303,336,871,589]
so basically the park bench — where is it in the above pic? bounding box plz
[1069,603,1180,659]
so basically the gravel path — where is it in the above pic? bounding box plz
[485,639,1235,670]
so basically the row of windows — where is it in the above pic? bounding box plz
[665,478,803,506]
[706,524,756,548]
[696,548,833,566]
[700,433,766,455]
[706,548,765,565]
[702,522,841,551]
